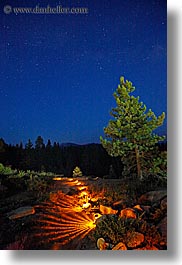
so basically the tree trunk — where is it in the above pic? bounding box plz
[135,146,142,180]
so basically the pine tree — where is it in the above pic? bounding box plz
[35,136,45,150]
[25,139,33,149]
[46,139,52,149]
[73,166,83,177]
[100,76,166,180]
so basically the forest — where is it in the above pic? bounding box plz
[0,137,166,178]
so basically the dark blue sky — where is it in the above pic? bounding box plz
[0,0,167,145]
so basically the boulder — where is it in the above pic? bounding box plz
[126,232,144,248]
[99,205,118,215]
[120,208,136,219]
[112,242,127,250]
[97,238,112,250]
[138,190,167,205]
[8,206,35,220]
[156,216,167,243]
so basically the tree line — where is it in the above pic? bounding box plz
[0,137,124,177]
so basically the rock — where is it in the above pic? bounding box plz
[112,242,127,250]
[92,212,102,222]
[133,204,143,211]
[100,205,118,215]
[97,238,112,250]
[138,190,167,205]
[120,208,136,219]
[8,206,35,220]
[156,216,167,243]
[160,196,167,211]
[88,176,99,181]
[126,232,144,248]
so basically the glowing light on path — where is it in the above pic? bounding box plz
[33,190,96,249]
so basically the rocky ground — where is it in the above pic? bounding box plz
[0,177,167,250]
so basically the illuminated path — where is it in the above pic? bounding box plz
[32,178,97,250]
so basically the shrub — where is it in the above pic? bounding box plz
[93,215,163,247]
[0,163,14,175]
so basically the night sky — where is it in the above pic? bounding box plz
[0,0,167,145]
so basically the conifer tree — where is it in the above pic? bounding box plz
[25,139,33,149]
[100,76,166,180]
[73,166,83,177]
[35,136,45,150]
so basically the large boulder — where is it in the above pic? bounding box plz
[138,190,167,205]
[8,206,35,220]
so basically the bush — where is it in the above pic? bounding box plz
[93,215,163,247]
[0,163,15,175]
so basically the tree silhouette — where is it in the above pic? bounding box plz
[25,139,33,150]
[35,136,45,150]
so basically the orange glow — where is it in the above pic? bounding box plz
[79,191,88,197]
[82,202,91,209]
[90,197,99,202]
[76,182,82,186]
[34,210,96,248]
[33,190,96,249]
[72,180,78,184]
[53,177,63,181]
[78,186,88,191]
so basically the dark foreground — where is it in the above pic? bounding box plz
[0,176,167,250]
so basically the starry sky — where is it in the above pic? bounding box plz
[0,0,167,145]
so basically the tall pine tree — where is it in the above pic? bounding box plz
[100,76,166,180]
